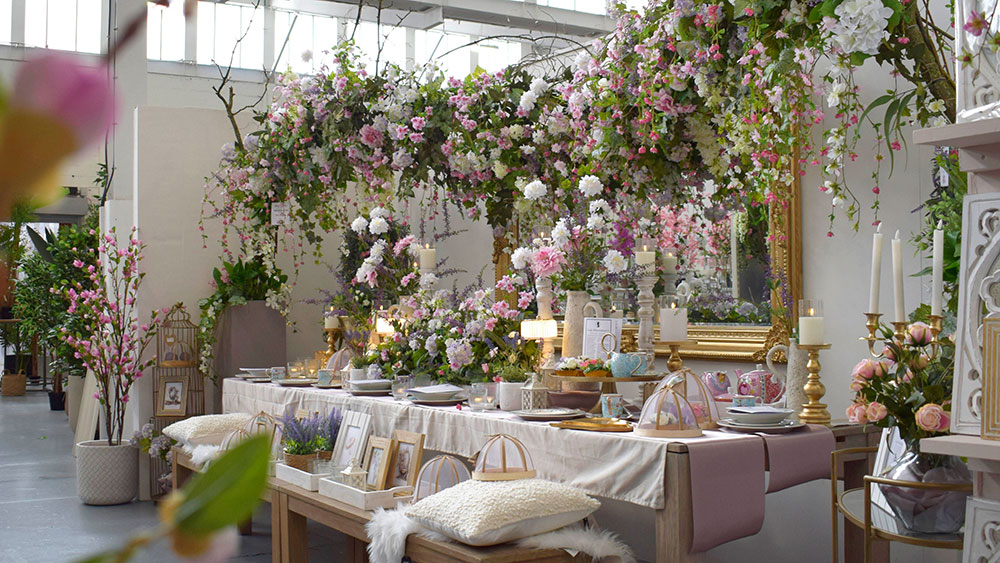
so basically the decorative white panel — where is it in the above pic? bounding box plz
[953,194,1000,435]
[957,0,1000,122]
[964,497,1000,563]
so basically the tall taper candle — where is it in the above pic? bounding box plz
[931,220,943,316]
[730,214,739,299]
[869,224,883,313]
[892,230,905,323]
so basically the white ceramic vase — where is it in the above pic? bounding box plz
[349,368,366,381]
[766,339,808,417]
[497,382,523,411]
[561,290,592,358]
[76,440,138,505]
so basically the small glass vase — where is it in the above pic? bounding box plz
[879,448,971,534]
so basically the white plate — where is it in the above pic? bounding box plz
[312,383,342,389]
[405,390,460,400]
[277,378,319,387]
[240,368,271,378]
[350,379,392,390]
[247,377,272,383]
[511,408,586,421]
[725,408,794,425]
[408,396,466,406]
[349,389,392,397]
[718,419,805,434]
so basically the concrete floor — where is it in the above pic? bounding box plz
[0,392,347,562]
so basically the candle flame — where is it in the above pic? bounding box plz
[425,243,429,249]
[670,303,676,309]
[808,307,814,316]
[642,245,648,252]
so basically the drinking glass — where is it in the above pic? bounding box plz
[392,375,413,401]
[469,382,489,411]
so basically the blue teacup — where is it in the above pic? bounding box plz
[317,369,336,387]
[609,352,647,378]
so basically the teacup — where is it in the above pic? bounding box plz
[317,369,337,387]
[731,394,757,408]
[268,366,286,381]
[601,393,625,418]
[609,352,647,378]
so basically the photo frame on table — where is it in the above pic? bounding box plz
[389,430,425,488]
[951,193,1000,435]
[362,436,394,491]
[155,376,188,417]
[332,410,372,468]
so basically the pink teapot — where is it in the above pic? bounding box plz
[735,364,785,406]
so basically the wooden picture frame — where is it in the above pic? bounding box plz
[983,318,1000,440]
[156,376,188,417]
[362,436,394,491]
[332,410,372,468]
[389,430,425,488]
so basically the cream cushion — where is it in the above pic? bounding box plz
[404,478,599,546]
[162,413,253,447]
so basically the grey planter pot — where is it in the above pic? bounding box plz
[76,440,138,505]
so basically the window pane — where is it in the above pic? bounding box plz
[196,1,214,65]
[47,0,77,51]
[273,10,291,70]
[24,0,46,47]
[76,0,101,53]
[147,6,161,59]
[239,5,264,69]
[0,0,13,45]
[214,4,240,66]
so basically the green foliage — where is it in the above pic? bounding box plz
[13,209,99,376]
[912,150,965,315]
[283,439,319,456]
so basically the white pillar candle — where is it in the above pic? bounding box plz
[892,230,905,323]
[869,224,883,313]
[661,251,678,271]
[730,213,739,299]
[419,244,436,273]
[659,305,688,342]
[931,220,943,316]
[324,315,339,330]
[635,245,655,267]
[798,316,825,345]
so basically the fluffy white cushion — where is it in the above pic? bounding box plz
[162,413,253,447]
[404,479,599,546]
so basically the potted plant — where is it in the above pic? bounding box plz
[315,410,342,461]
[280,412,320,471]
[493,364,531,411]
[349,355,370,382]
[61,227,165,505]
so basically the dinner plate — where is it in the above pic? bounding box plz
[246,377,272,383]
[350,379,393,391]
[510,408,586,422]
[718,419,805,434]
[240,368,271,378]
[407,396,466,406]
[312,383,342,389]
[725,407,794,425]
[277,378,319,387]
[349,389,392,397]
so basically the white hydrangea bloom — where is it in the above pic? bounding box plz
[523,180,547,201]
[551,219,571,247]
[511,247,532,270]
[369,216,389,235]
[603,250,627,274]
[370,206,389,219]
[350,216,369,234]
[827,0,893,55]
[578,175,603,198]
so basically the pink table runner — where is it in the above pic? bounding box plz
[761,424,835,493]
[685,435,766,553]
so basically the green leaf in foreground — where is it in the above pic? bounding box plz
[173,435,269,535]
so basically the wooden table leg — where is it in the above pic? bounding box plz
[280,491,309,563]
[347,536,369,563]
[656,452,705,563]
[271,491,283,563]
[842,454,888,562]
[239,518,253,536]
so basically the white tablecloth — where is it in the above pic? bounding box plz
[223,378,685,509]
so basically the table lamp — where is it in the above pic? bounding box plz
[520,318,558,371]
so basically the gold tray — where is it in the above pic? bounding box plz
[550,417,633,432]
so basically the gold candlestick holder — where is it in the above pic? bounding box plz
[891,321,909,344]
[797,343,832,426]
[928,314,943,358]
[661,340,697,373]
[860,312,884,358]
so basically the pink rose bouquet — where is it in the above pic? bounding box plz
[847,318,955,450]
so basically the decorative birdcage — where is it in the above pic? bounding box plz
[158,306,198,368]
[472,434,536,481]
[415,455,471,501]
[634,387,703,438]
[658,369,720,430]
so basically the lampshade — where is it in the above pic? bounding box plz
[520,318,557,340]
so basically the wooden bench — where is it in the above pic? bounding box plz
[275,481,583,563]
[172,447,582,563]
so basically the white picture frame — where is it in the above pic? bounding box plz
[331,410,372,468]
[952,193,1000,435]
[963,496,1000,561]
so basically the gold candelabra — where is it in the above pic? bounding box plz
[860,313,944,359]
[662,340,698,372]
[797,343,832,425]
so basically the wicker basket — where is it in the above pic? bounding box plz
[1,372,26,396]
[317,450,333,461]
[284,452,317,472]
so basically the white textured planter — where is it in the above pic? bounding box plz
[66,376,84,431]
[349,368,366,381]
[76,440,138,505]
[497,382,523,411]
[561,290,591,358]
